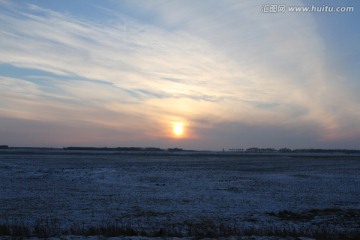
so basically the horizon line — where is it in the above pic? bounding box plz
[1,145,360,152]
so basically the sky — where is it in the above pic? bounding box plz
[1,0,360,150]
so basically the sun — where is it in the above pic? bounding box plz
[172,122,185,137]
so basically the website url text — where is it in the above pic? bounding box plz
[262,5,354,13]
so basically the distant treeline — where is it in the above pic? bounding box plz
[63,147,185,152]
[228,147,360,153]
[2,145,360,154]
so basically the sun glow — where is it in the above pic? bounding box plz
[172,122,185,138]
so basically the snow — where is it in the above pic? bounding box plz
[0,151,359,237]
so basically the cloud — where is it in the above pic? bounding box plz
[0,2,235,118]
[0,0,359,148]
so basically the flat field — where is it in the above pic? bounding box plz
[0,151,359,238]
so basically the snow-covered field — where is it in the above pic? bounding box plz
[0,151,359,238]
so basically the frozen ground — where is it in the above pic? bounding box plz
[0,151,359,238]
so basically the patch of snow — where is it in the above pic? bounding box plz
[0,153,359,237]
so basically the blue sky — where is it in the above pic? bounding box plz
[1,0,360,150]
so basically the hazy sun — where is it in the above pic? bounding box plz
[172,122,185,137]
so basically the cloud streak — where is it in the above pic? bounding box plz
[0,0,359,148]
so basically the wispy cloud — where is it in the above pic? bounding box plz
[0,0,359,148]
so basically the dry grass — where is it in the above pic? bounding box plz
[1,211,360,239]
